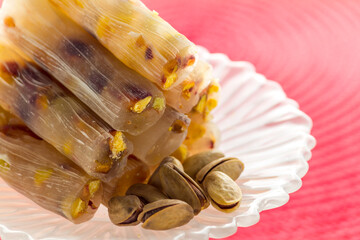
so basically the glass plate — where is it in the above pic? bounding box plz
[0,46,316,240]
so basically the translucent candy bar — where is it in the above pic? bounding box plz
[0,110,103,224]
[182,112,220,156]
[49,0,198,90]
[126,107,190,166]
[164,61,213,113]
[103,155,149,207]
[0,42,132,181]
[1,0,166,135]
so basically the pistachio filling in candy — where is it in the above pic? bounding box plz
[164,61,213,113]
[0,41,131,181]
[1,0,166,135]
[48,0,198,90]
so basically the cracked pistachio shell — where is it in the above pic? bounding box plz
[138,199,194,230]
[196,157,244,184]
[203,171,242,213]
[148,156,184,189]
[108,195,143,226]
[183,151,225,179]
[126,183,167,203]
[159,162,209,215]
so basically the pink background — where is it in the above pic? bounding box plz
[141,0,360,239]
[1,0,359,239]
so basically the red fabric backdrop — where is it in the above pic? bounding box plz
[1,0,359,239]
[140,0,360,240]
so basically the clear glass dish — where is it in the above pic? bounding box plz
[0,46,316,240]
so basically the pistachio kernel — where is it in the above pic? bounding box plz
[208,82,220,95]
[171,144,189,163]
[136,35,146,48]
[182,81,195,100]
[186,55,196,67]
[73,0,84,8]
[169,119,187,133]
[206,98,218,113]
[34,168,54,186]
[35,94,49,110]
[71,198,87,219]
[109,131,127,159]
[194,95,207,114]
[0,158,10,173]
[63,141,73,156]
[130,96,152,113]
[88,180,101,197]
[162,60,179,89]
[152,97,165,112]
[162,72,177,90]
[96,16,114,39]
[95,160,113,173]
[4,16,15,28]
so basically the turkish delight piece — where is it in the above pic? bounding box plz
[0,108,103,224]
[126,107,190,166]
[49,0,198,90]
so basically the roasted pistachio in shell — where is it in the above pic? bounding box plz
[108,195,143,226]
[183,151,225,179]
[148,156,183,189]
[196,157,244,184]
[159,162,209,215]
[203,171,242,213]
[126,183,167,203]
[138,199,194,230]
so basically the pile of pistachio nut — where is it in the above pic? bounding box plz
[108,151,244,230]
